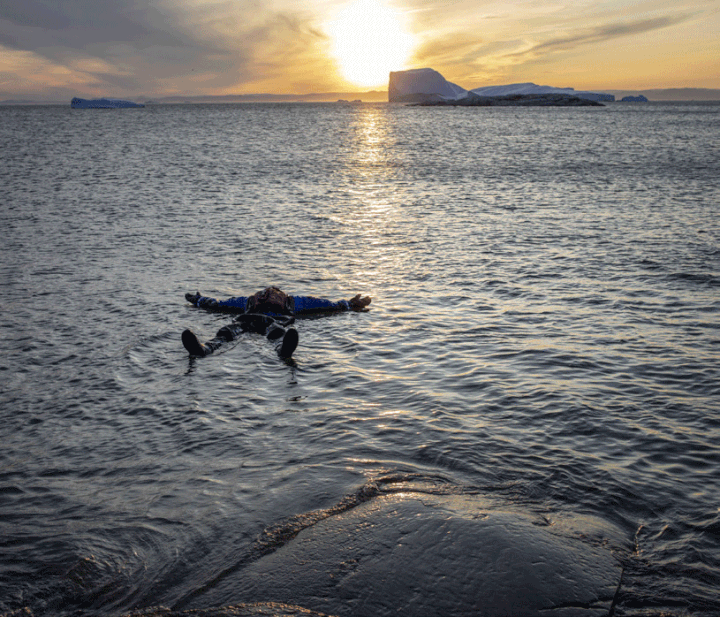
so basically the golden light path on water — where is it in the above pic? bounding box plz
[326,0,415,88]
[340,105,406,290]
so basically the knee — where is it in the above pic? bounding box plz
[266,325,286,340]
[217,325,236,341]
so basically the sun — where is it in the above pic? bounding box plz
[327,0,415,89]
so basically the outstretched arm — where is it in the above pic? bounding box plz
[291,294,372,314]
[185,292,248,313]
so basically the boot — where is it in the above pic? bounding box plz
[277,328,299,358]
[182,329,207,357]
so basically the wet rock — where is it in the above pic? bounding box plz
[193,493,625,617]
[125,602,331,617]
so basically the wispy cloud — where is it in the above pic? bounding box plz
[406,8,702,88]
[514,13,696,60]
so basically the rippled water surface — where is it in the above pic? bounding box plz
[1,102,719,616]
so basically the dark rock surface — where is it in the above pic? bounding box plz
[413,93,604,107]
[164,490,628,617]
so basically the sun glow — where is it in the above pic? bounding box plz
[327,0,415,89]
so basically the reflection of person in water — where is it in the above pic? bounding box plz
[182,286,371,359]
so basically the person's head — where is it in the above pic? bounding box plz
[247,286,292,314]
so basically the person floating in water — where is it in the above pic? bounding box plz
[182,286,371,359]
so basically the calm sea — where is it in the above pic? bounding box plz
[1,101,718,617]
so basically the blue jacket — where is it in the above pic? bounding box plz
[191,294,351,315]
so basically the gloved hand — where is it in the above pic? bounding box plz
[349,294,372,311]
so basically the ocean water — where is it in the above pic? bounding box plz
[1,101,719,617]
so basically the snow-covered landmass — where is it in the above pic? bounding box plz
[416,93,603,107]
[471,83,614,102]
[71,98,145,109]
[389,69,614,103]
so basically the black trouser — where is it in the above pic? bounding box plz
[202,313,295,354]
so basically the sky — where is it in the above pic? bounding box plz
[1,0,719,101]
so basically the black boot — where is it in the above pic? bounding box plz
[182,329,207,357]
[277,328,299,358]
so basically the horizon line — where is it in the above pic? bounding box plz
[3,86,720,105]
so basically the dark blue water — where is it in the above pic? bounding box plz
[1,102,719,617]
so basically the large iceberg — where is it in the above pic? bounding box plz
[389,69,614,103]
[388,68,467,103]
[71,97,145,109]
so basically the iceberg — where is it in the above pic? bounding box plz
[388,68,467,103]
[388,69,614,103]
[71,97,145,109]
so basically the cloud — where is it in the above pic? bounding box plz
[404,8,700,87]
[413,32,525,70]
[0,0,192,50]
[0,0,333,96]
[1,0,717,98]
[515,13,696,60]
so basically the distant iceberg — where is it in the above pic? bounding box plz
[71,97,145,109]
[389,69,614,103]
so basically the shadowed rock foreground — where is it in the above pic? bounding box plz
[131,485,628,617]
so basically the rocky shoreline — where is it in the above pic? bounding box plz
[410,92,604,106]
